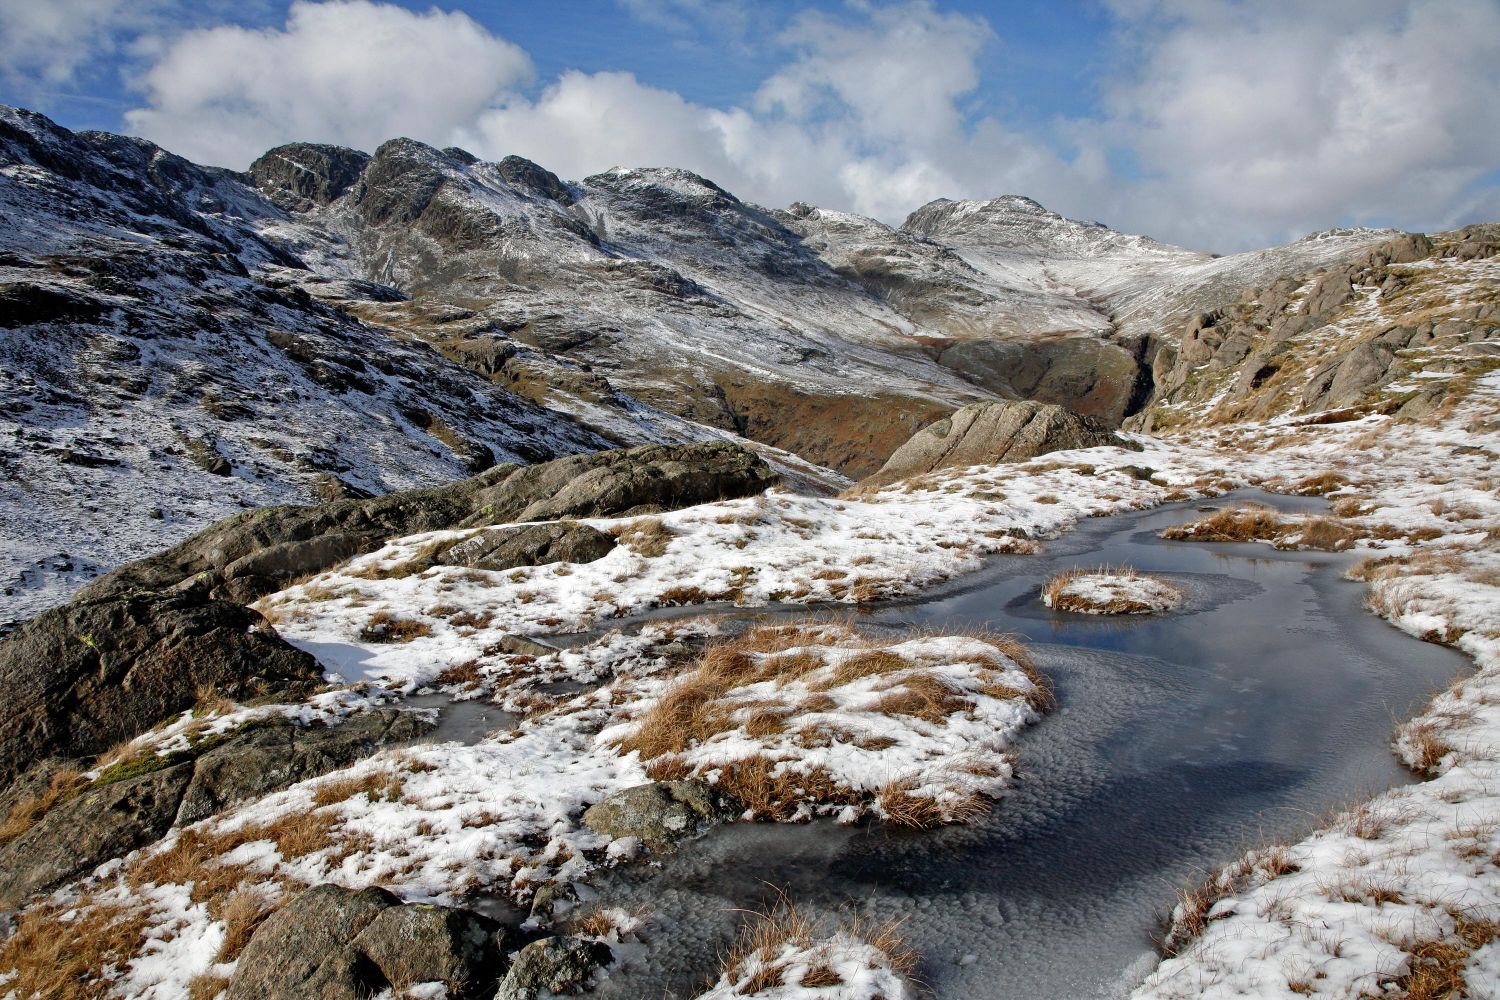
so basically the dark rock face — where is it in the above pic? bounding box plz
[437,522,616,572]
[0,763,192,908]
[864,400,1124,487]
[175,709,433,824]
[77,441,776,604]
[581,780,740,851]
[495,936,612,1000]
[935,336,1142,426]
[226,884,506,1000]
[0,590,321,782]
[249,143,372,212]
[0,710,430,906]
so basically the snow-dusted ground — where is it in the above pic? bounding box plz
[6,368,1498,999]
[254,372,1500,998]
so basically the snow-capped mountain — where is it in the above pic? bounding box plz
[0,104,1401,619]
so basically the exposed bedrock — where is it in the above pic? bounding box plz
[864,399,1126,488]
[0,589,321,782]
[74,440,777,605]
[0,709,431,907]
[227,884,511,1000]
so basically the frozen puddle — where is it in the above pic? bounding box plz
[561,490,1468,999]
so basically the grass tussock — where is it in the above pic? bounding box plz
[0,767,86,846]
[617,517,674,557]
[1041,565,1183,615]
[1379,916,1499,1000]
[615,619,1046,824]
[0,896,152,1000]
[1161,506,1361,551]
[717,890,918,995]
[877,777,987,829]
[360,610,434,644]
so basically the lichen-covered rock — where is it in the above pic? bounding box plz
[582,780,740,851]
[0,590,322,782]
[0,763,192,908]
[495,936,612,1000]
[864,400,1123,487]
[350,902,507,990]
[175,709,433,824]
[227,884,507,1000]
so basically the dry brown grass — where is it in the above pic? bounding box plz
[0,767,85,846]
[1161,506,1285,543]
[1162,507,1360,551]
[717,890,918,995]
[1041,565,1183,615]
[714,759,860,821]
[1400,719,1455,778]
[0,896,152,1000]
[310,768,405,807]
[617,517,674,557]
[1379,916,1498,999]
[359,610,433,644]
[877,777,987,829]
[214,885,280,962]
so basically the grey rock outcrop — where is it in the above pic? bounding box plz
[0,709,431,906]
[226,884,506,1000]
[0,763,193,908]
[436,522,616,572]
[863,400,1124,487]
[495,936,611,1000]
[249,142,372,212]
[0,589,322,782]
[76,441,776,605]
[581,780,740,851]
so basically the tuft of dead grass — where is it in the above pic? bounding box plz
[716,889,918,995]
[617,517,674,558]
[359,610,434,644]
[0,896,152,1000]
[0,767,86,847]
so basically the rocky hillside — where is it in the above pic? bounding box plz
[0,104,1432,621]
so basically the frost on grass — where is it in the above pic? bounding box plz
[0,619,1044,999]
[1041,566,1184,615]
[1134,380,1500,999]
[693,892,918,1000]
[603,620,1051,827]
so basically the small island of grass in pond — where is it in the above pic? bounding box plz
[1041,566,1184,615]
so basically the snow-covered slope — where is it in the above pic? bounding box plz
[0,107,615,622]
[0,105,1410,621]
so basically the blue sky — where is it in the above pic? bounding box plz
[1,0,1497,251]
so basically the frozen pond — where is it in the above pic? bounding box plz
[566,490,1469,998]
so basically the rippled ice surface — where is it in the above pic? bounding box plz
[565,490,1469,999]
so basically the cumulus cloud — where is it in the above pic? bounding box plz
[1094,0,1500,248]
[108,0,1500,251]
[0,0,168,88]
[124,0,533,168]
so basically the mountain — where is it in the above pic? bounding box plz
[0,105,1412,620]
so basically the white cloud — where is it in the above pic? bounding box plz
[107,0,1500,252]
[124,0,533,168]
[1092,0,1500,247]
[0,0,167,87]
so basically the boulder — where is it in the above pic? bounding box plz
[0,763,193,908]
[863,400,1125,488]
[436,522,616,572]
[77,441,776,604]
[0,590,322,782]
[1301,340,1397,411]
[350,903,507,989]
[227,884,506,1000]
[495,936,612,1000]
[581,780,740,851]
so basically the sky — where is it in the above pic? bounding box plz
[1,0,1497,253]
